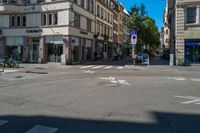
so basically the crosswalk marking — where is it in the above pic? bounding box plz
[26,125,58,133]
[79,65,126,70]
[0,120,8,126]
[104,66,113,69]
[116,66,124,69]
[81,65,94,69]
[91,65,104,69]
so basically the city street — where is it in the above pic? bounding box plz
[0,59,200,133]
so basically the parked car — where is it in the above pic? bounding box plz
[136,52,144,62]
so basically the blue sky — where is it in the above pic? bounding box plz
[118,0,166,30]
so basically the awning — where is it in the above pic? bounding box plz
[45,36,63,44]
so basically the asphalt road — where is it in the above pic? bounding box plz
[0,63,200,133]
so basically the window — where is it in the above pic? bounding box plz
[37,0,45,3]
[2,0,8,3]
[87,19,92,32]
[10,0,16,4]
[42,14,47,26]
[11,16,15,27]
[22,15,26,27]
[87,0,90,10]
[97,5,100,17]
[48,13,53,25]
[166,29,168,35]
[81,0,85,8]
[187,7,197,24]
[73,0,78,4]
[101,7,103,18]
[54,13,58,25]
[74,13,80,28]
[17,16,21,27]
[91,0,94,13]
[42,13,57,26]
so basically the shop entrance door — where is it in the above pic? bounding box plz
[72,46,80,63]
[28,44,39,63]
[47,44,63,62]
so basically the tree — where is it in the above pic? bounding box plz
[125,4,160,52]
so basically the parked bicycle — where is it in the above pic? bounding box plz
[0,56,19,68]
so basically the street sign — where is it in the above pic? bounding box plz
[131,31,137,45]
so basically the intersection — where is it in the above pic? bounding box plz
[0,62,200,133]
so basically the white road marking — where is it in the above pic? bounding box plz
[104,66,113,69]
[0,120,8,126]
[167,77,187,81]
[181,99,200,104]
[2,70,19,73]
[92,65,104,69]
[116,66,124,69]
[26,125,58,133]
[190,79,200,82]
[82,70,95,74]
[81,65,94,69]
[99,77,131,86]
[174,95,200,105]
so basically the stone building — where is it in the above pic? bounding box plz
[0,0,96,64]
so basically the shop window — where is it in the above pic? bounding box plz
[187,7,197,24]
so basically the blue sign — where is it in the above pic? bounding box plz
[185,41,200,46]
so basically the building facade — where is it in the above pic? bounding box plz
[0,0,96,64]
[95,0,114,60]
[167,0,200,65]
[0,0,131,64]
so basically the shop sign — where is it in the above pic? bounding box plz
[26,29,43,33]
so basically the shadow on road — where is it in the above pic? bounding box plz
[0,111,200,133]
[150,56,169,65]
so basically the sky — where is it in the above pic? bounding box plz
[118,0,166,30]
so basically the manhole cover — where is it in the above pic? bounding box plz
[99,81,120,87]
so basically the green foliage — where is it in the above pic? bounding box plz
[125,4,161,50]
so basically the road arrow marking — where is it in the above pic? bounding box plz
[174,95,200,105]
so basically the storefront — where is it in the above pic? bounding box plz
[85,39,93,61]
[71,36,80,63]
[27,37,39,63]
[45,36,63,62]
[96,43,104,60]
[185,41,200,64]
[6,37,24,61]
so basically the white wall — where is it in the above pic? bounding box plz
[58,10,69,25]
[26,14,41,27]
[0,15,9,28]
[80,16,87,30]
